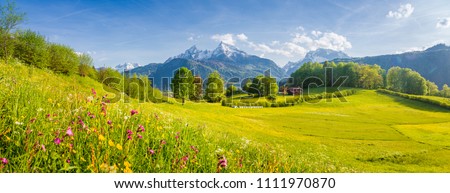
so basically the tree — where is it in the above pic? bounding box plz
[191,76,203,101]
[386,67,427,95]
[205,71,224,103]
[47,43,79,75]
[171,67,194,105]
[78,53,97,79]
[357,64,383,89]
[441,84,450,98]
[14,29,48,68]
[262,76,278,101]
[226,85,238,97]
[0,0,26,63]
[426,80,439,96]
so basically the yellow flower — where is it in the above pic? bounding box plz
[157,126,162,131]
[48,98,53,103]
[116,144,123,150]
[124,161,131,168]
[57,103,61,107]
[98,134,106,141]
[123,167,133,173]
[81,157,86,162]
[108,140,114,147]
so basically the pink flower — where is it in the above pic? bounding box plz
[66,159,71,163]
[107,120,112,125]
[218,156,227,168]
[130,109,138,116]
[91,88,97,95]
[148,149,155,155]
[127,130,133,135]
[182,155,189,161]
[137,134,142,139]
[127,135,132,140]
[137,125,145,132]
[1,158,8,165]
[160,140,166,145]
[41,144,46,152]
[66,126,73,136]
[190,145,199,153]
[54,138,61,145]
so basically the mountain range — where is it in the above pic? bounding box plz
[129,42,285,89]
[125,42,450,89]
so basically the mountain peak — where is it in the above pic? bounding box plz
[283,48,350,75]
[425,43,449,52]
[114,62,142,72]
[212,42,246,58]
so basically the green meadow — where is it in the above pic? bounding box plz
[2,62,450,173]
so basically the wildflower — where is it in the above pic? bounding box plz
[66,159,71,164]
[46,114,51,118]
[98,134,106,141]
[41,144,46,152]
[130,109,138,116]
[160,140,166,145]
[87,112,95,119]
[87,96,93,102]
[124,161,131,168]
[37,108,43,112]
[91,88,97,95]
[190,145,199,153]
[14,121,23,125]
[182,155,189,162]
[48,98,53,103]
[107,120,112,125]
[218,156,227,168]
[54,138,61,145]
[137,125,145,132]
[30,117,37,123]
[108,140,114,147]
[148,149,155,155]
[116,144,123,150]
[66,126,73,136]
[1,158,8,165]
[127,130,133,135]
[137,134,142,139]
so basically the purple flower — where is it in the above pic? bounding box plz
[130,109,138,116]
[54,138,61,145]
[218,156,227,168]
[137,125,145,132]
[107,120,112,125]
[66,159,71,163]
[1,158,8,165]
[66,126,73,136]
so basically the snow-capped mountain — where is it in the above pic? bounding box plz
[114,62,142,72]
[284,48,350,75]
[131,42,285,89]
[165,42,248,63]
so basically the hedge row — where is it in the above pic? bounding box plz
[377,89,450,110]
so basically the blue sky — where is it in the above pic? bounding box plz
[15,0,450,67]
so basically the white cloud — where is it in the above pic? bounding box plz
[311,30,322,37]
[436,18,450,29]
[211,33,235,45]
[296,26,305,31]
[236,33,248,41]
[386,3,414,19]
[187,36,194,41]
[212,30,351,61]
[291,31,352,52]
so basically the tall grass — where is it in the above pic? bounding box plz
[0,62,293,173]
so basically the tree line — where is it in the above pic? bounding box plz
[290,61,450,97]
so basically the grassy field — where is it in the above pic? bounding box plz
[2,62,450,172]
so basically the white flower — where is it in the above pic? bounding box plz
[15,121,23,125]
[87,96,94,102]
[37,108,43,112]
